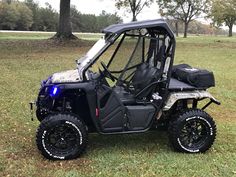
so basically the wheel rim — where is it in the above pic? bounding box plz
[179,117,210,150]
[43,123,81,157]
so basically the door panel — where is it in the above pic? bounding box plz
[97,85,156,133]
[126,105,156,131]
[97,85,125,132]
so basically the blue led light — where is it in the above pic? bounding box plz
[53,87,58,95]
[50,86,59,96]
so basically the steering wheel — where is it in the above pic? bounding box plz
[100,61,116,82]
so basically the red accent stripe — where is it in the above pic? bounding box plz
[96,108,99,117]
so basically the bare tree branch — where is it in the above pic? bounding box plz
[115,0,153,21]
[157,0,210,37]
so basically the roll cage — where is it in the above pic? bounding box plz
[106,30,175,87]
[79,19,176,84]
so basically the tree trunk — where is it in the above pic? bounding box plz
[132,12,137,22]
[175,21,179,37]
[53,0,77,40]
[228,24,233,37]
[183,22,189,38]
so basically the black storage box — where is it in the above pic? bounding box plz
[172,64,215,88]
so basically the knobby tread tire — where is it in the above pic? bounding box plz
[36,114,88,160]
[168,109,217,153]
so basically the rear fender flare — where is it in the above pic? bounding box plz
[163,90,219,111]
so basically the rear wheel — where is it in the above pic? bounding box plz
[36,114,88,160]
[168,109,216,153]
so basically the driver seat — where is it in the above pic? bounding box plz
[114,63,160,105]
[113,86,136,105]
[131,63,160,98]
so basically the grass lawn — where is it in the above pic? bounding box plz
[0,31,103,40]
[0,32,235,177]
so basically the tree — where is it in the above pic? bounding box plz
[25,1,58,31]
[2,0,12,4]
[70,5,82,32]
[210,0,236,37]
[0,2,18,29]
[25,0,41,30]
[0,1,33,30]
[38,3,58,31]
[12,2,33,30]
[53,0,77,39]
[157,0,210,38]
[166,18,228,36]
[115,0,153,21]
[70,7,122,33]
[97,11,123,31]
[165,18,180,37]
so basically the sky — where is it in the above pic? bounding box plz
[36,0,161,22]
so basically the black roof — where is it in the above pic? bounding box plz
[102,19,175,38]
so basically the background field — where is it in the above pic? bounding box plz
[0,32,235,177]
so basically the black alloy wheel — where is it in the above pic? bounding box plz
[36,114,88,160]
[168,109,216,153]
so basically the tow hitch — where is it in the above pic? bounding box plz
[29,101,36,121]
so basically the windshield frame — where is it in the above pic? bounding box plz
[77,38,107,66]
[76,33,120,81]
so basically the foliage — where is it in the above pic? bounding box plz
[0,0,122,33]
[71,7,122,33]
[12,2,33,30]
[115,0,153,21]
[157,0,210,37]
[0,2,18,29]
[97,11,123,32]
[25,0,41,30]
[2,0,12,4]
[25,0,58,31]
[210,0,236,37]
[37,3,58,31]
[0,1,33,30]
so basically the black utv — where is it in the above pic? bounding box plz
[32,19,220,160]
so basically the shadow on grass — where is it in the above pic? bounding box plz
[88,130,171,155]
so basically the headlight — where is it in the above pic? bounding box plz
[49,86,59,97]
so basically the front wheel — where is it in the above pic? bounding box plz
[36,114,88,160]
[168,109,216,153]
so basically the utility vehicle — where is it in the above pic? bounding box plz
[32,19,220,160]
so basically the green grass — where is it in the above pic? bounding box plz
[0,31,102,40]
[0,33,235,177]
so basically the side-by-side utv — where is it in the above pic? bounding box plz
[32,19,220,160]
